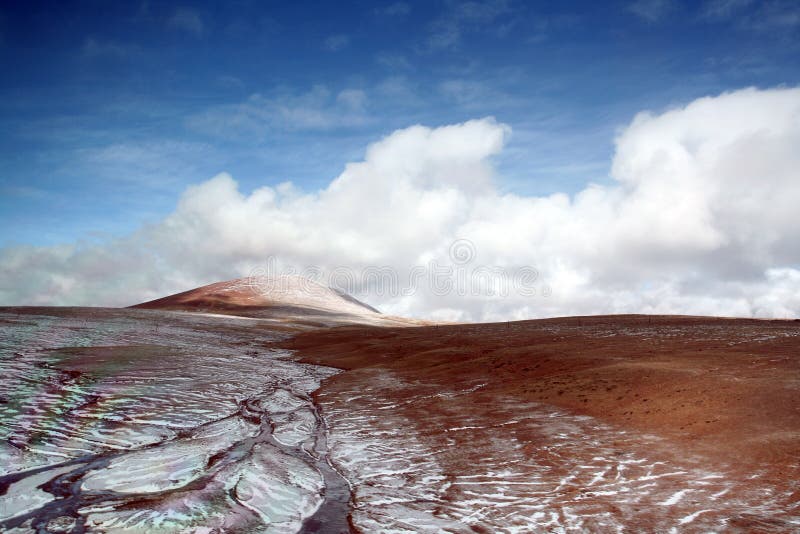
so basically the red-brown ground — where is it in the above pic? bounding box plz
[284,314,800,485]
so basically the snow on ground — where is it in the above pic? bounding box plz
[222,275,379,316]
[317,368,800,533]
[0,309,341,533]
[2,309,799,532]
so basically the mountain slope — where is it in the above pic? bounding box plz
[130,276,380,319]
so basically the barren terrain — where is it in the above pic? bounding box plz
[0,307,349,533]
[285,315,800,531]
[1,281,799,532]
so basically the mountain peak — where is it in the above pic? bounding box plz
[130,275,380,318]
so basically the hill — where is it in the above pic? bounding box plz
[130,275,388,324]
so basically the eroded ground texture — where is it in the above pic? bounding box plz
[1,310,799,533]
[0,308,348,533]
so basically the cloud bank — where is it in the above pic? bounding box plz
[2,87,800,321]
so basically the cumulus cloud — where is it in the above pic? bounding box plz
[2,87,800,321]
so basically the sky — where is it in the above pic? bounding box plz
[1,0,800,320]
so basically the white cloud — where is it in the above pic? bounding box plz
[2,87,800,321]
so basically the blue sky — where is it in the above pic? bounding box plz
[1,0,799,248]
